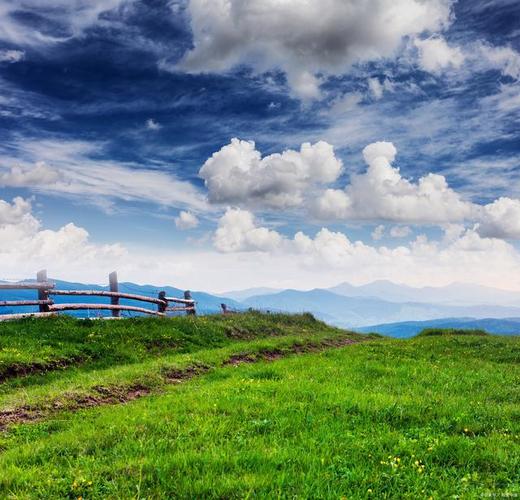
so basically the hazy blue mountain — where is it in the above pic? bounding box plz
[221,287,281,301]
[328,280,520,306]
[0,279,241,317]
[355,317,520,338]
[242,289,520,328]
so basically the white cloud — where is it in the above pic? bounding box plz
[477,197,520,239]
[372,225,385,241]
[0,0,126,46]
[414,36,465,74]
[390,225,412,238]
[0,196,126,279]
[214,208,283,253]
[0,49,24,63]
[179,0,453,99]
[175,210,199,230]
[0,139,208,211]
[477,43,520,80]
[146,118,162,131]
[199,138,342,209]
[0,162,60,187]
[367,78,394,100]
[313,141,475,223]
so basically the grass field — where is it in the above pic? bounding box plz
[0,313,518,498]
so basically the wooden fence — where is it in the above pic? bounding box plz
[0,270,196,321]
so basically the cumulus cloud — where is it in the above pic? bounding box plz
[175,210,199,230]
[313,141,475,223]
[372,225,385,241]
[199,138,342,209]
[414,36,465,74]
[179,0,453,98]
[0,196,126,278]
[368,78,394,100]
[0,162,60,187]
[477,197,520,239]
[477,43,520,80]
[390,225,412,238]
[214,208,283,253]
[0,49,24,63]
[146,118,161,131]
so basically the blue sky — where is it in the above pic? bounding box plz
[0,0,519,291]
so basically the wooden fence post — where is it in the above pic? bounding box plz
[36,270,50,313]
[158,291,167,314]
[109,271,119,318]
[184,290,196,316]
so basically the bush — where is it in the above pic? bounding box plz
[416,328,490,337]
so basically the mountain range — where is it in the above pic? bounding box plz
[1,278,519,336]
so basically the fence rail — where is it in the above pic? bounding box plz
[0,270,196,321]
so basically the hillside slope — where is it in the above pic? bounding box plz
[0,314,518,498]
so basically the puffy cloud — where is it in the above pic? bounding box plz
[199,138,342,209]
[414,36,464,74]
[372,225,385,241]
[175,210,199,230]
[0,49,24,63]
[390,225,412,238]
[0,196,125,278]
[146,118,161,131]
[179,0,453,98]
[367,78,394,100]
[314,141,475,223]
[477,43,520,80]
[0,162,60,187]
[478,197,520,239]
[0,197,33,225]
[214,208,283,253]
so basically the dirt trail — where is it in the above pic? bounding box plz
[0,335,365,431]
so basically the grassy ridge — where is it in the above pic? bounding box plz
[0,314,518,498]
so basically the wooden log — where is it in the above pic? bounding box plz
[164,296,195,305]
[0,300,53,307]
[166,306,196,312]
[109,271,119,318]
[37,270,50,313]
[184,291,196,316]
[0,282,55,290]
[0,312,57,321]
[157,291,167,314]
[49,303,164,316]
[49,290,167,306]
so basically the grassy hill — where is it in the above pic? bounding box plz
[0,313,518,498]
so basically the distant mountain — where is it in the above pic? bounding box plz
[242,288,520,328]
[328,280,520,306]
[355,317,520,338]
[0,279,241,317]
[221,287,281,301]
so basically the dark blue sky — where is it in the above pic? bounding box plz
[0,0,518,290]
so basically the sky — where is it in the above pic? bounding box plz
[0,0,519,292]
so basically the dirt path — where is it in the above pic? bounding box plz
[0,335,366,431]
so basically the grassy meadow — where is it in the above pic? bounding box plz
[0,313,518,498]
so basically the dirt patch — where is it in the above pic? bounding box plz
[0,336,365,430]
[223,336,360,366]
[162,363,210,383]
[0,355,85,384]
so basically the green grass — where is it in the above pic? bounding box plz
[417,328,490,337]
[0,314,518,499]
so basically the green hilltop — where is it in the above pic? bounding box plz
[0,313,518,498]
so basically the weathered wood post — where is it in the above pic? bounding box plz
[184,290,196,316]
[157,291,167,314]
[36,270,50,313]
[109,271,119,318]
